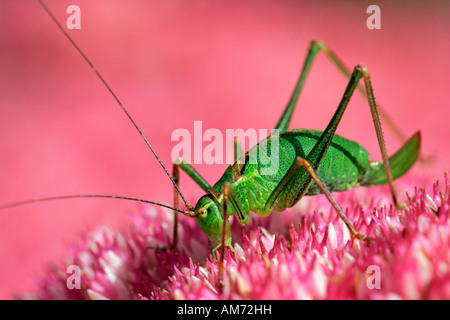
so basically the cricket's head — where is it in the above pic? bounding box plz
[194,194,231,246]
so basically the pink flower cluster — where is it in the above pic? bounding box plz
[23,174,450,299]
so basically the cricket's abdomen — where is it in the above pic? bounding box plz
[242,129,371,214]
[211,129,372,218]
[292,129,370,195]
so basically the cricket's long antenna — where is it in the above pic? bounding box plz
[36,0,192,210]
[0,195,197,216]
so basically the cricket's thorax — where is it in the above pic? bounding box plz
[211,129,371,218]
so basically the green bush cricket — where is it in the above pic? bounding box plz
[1,0,421,288]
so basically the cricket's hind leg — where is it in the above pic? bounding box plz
[265,156,372,244]
[277,55,403,208]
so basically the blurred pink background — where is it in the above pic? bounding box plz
[0,0,449,298]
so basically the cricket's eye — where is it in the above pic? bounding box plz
[197,207,207,219]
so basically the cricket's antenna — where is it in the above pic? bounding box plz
[0,195,198,217]
[36,0,192,209]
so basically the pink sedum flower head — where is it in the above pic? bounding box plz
[22,173,450,300]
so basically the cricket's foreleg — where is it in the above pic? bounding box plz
[156,158,211,252]
[155,163,181,252]
[170,163,181,249]
[217,182,231,288]
[174,157,211,192]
